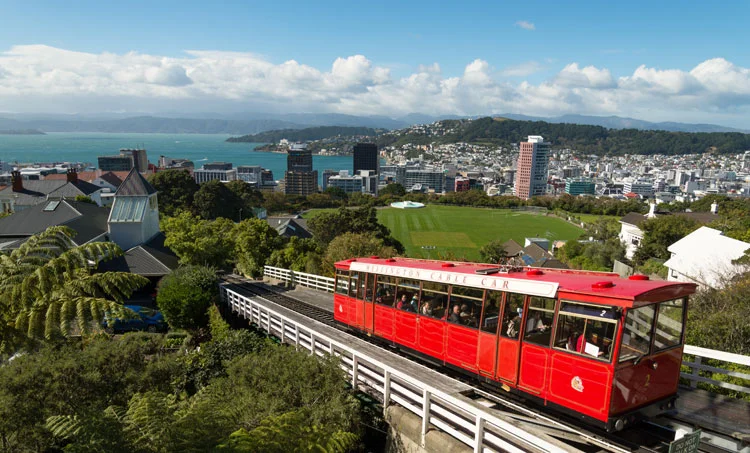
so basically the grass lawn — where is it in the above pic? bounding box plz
[376,205,585,261]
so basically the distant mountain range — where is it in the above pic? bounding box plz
[0,112,746,135]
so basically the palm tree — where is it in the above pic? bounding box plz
[0,226,148,353]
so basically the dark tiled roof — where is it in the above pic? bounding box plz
[535,258,569,269]
[0,180,67,207]
[502,239,523,257]
[115,169,157,196]
[0,200,109,244]
[266,216,312,238]
[47,180,102,198]
[99,171,124,188]
[522,242,550,262]
[620,212,647,227]
[98,233,178,277]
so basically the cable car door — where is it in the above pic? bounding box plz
[495,294,526,385]
[362,273,376,333]
[477,291,504,378]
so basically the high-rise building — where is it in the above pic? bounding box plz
[321,169,338,190]
[565,178,596,196]
[119,149,148,172]
[353,143,379,174]
[514,135,550,200]
[98,155,134,172]
[285,144,317,196]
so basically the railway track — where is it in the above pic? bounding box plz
[220,276,723,453]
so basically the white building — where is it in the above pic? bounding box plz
[664,227,750,289]
[108,169,161,251]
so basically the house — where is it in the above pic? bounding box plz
[266,215,313,239]
[0,170,105,212]
[619,203,720,260]
[0,168,177,282]
[664,227,750,289]
[501,239,568,269]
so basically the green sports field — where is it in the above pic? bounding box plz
[376,205,585,260]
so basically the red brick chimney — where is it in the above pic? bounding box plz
[66,168,78,184]
[11,171,23,192]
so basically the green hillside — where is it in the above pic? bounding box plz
[227,126,382,143]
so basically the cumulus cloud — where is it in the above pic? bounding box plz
[515,20,535,31]
[0,45,748,126]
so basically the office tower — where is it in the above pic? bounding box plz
[98,154,134,172]
[119,148,148,172]
[514,135,550,200]
[285,144,317,196]
[353,143,379,174]
[193,162,237,183]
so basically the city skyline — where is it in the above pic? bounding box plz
[0,1,748,127]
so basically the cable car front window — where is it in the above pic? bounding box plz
[335,269,350,295]
[619,305,656,363]
[654,298,685,352]
[554,301,617,361]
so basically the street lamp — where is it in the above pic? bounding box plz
[238,208,243,223]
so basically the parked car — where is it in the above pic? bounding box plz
[103,305,168,333]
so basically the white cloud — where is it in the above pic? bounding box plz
[515,20,535,31]
[0,45,748,126]
[499,61,543,77]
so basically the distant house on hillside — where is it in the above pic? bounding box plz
[664,227,750,289]
[619,203,719,260]
[266,215,312,239]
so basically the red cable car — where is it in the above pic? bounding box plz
[333,257,696,431]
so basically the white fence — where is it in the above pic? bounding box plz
[262,265,750,397]
[221,285,575,453]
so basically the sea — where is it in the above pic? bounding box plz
[0,132,354,184]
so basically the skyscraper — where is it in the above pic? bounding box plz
[285,143,317,196]
[514,135,550,200]
[353,143,379,174]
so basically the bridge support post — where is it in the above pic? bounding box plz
[383,370,391,416]
[473,415,485,453]
[692,356,701,388]
[421,389,431,448]
[352,355,359,389]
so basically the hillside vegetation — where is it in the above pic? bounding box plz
[375,117,750,155]
[227,126,383,143]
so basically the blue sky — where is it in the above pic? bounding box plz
[0,0,749,126]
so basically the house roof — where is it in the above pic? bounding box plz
[98,171,125,188]
[664,227,750,287]
[0,199,109,245]
[47,180,102,198]
[502,239,523,257]
[620,212,647,227]
[0,180,67,206]
[98,233,178,277]
[266,216,312,239]
[115,169,157,196]
[45,170,130,186]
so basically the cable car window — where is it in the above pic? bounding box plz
[335,269,350,295]
[481,291,504,334]
[654,298,685,352]
[502,293,525,339]
[554,301,617,362]
[395,279,420,312]
[348,272,360,298]
[420,281,448,319]
[358,273,374,302]
[524,297,556,347]
[619,305,656,363]
[448,286,484,328]
[375,275,397,307]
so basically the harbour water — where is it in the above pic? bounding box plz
[0,132,354,184]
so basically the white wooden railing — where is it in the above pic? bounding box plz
[262,265,750,397]
[221,284,575,453]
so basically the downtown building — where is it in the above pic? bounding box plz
[285,143,318,196]
[193,162,238,184]
[353,143,379,174]
[514,135,550,200]
[98,149,149,172]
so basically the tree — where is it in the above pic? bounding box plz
[633,216,700,265]
[323,232,396,275]
[156,265,218,331]
[323,186,348,202]
[308,206,403,252]
[226,180,263,219]
[149,169,198,216]
[0,227,147,352]
[74,195,96,204]
[193,180,236,220]
[267,237,324,274]
[162,212,236,269]
[233,219,284,278]
[478,240,509,264]
[379,183,406,197]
